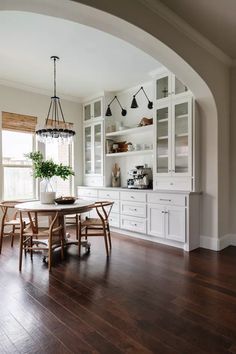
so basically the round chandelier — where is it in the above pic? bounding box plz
[36,56,76,144]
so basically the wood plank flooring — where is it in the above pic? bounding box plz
[0,231,236,353]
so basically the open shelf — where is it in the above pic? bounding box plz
[106,124,153,138]
[106,149,153,157]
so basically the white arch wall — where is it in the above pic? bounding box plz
[0,0,230,248]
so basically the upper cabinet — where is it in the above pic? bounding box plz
[84,98,103,122]
[83,96,104,187]
[156,71,189,103]
[154,71,199,192]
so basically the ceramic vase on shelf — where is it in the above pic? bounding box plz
[40,178,56,204]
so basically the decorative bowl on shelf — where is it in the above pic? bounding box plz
[55,196,76,205]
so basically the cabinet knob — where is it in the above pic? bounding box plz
[131,196,135,199]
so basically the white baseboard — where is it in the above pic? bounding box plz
[200,234,236,251]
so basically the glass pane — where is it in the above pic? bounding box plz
[46,143,71,196]
[156,76,169,100]
[94,124,102,174]
[175,77,188,95]
[156,107,169,173]
[2,131,33,165]
[94,100,101,118]
[174,102,189,173]
[84,104,91,121]
[85,126,92,174]
[4,167,34,200]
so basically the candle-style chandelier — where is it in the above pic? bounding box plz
[36,56,75,144]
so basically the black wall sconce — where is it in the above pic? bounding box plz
[105,96,127,117]
[131,86,153,109]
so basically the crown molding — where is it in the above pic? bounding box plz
[0,79,82,103]
[139,0,232,67]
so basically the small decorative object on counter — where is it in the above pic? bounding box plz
[112,163,121,187]
[138,117,153,127]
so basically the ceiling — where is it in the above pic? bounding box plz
[159,0,236,59]
[0,11,162,101]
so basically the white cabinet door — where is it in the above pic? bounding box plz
[155,72,171,102]
[171,97,192,177]
[147,204,165,238]
[155,102,172,176]
[165,206,185,242]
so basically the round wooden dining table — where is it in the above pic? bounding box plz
[15,199,95,252]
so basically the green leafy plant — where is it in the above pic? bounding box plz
[26,151,74,180]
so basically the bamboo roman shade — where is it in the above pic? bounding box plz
[46,119,73,129]
[2,112,37,133]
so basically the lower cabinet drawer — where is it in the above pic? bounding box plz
[154,177,191,192]
[121,215,146,234]
[121,201,146,218]
[109,212,120,228]
[98,189,119,200]
[83,176,104,187]
[77,188,98,198]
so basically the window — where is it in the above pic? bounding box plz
[45,143,73,196]
[2,130,35,200]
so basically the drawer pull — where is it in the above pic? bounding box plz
[131,222,137,227]
[130,196,135,199]
[160,198,171,202]
[106,194,110,197]
[129,208,137,212]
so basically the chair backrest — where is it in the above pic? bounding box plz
[0,200,24,222]
[94,201,114,222]
[19,210,60,235]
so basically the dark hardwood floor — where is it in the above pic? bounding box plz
[1,231,236,353]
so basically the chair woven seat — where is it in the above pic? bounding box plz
[77,201,114,257]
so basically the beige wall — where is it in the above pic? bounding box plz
[0,85,83,199]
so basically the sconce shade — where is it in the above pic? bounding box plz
[148,101,153,109]
[131,96,138,108]
[105,106,112,116]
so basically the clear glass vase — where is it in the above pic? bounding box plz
[40,178,56,204]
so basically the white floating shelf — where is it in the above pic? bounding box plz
[106,124,153,138]
[106,149,153,157]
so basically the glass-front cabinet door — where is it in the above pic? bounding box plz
[84,126,92,174]
[173,76,188,96]
[156,104,171,175]
[94,123,102,175]
[172,98,192,175]
[156,73,170,101]
[83,98,103,122]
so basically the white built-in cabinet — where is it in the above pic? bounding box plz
[83,97,104,186]
[77,187,200,251]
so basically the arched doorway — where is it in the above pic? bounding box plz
[0,0,224,246]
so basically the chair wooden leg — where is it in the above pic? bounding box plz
[107,224,112,249]
[0,224,4,254]
[30,236,33,260]
[19,232,24,272]
[11,225,15,247]
[75,214,79,240]
[103,228,109,257]
[48,240,52,272]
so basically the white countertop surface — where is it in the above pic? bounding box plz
[77,186,201,195]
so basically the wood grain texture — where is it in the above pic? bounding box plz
[0,230,236,353]
[2,111,37,133]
